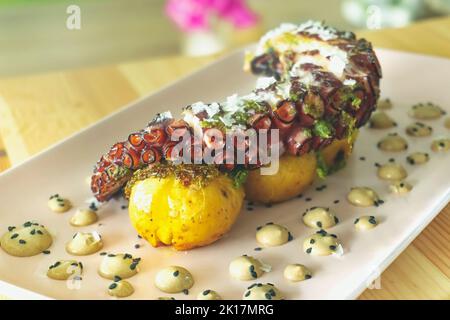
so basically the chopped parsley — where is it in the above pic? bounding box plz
[351,97,362,109]
[228,166,249,188]
[316,150,347,179]
[313,120,334,138]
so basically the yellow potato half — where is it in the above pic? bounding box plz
[244,131,358,204]
[128,171,244,251]
[244,153,317,204]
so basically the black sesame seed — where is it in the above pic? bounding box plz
[334,216,339,224]
[36,230,43,235]
[173,270,180,277]
[107,254,116,257]
[359,156,366,161]
[54,261,61,267]
[183,289,189,295]
[100,252,107,256]
[316,229,327,236]
[334,200,340,204]
[10,233,18,239]
[265,293,272,300]
[23,222,32,227]
[203,290,211,296]
[79,262,83,269]
[354,218,360,224]
[8,226,15,232]
[389,158,395,163]
[306,248,312,254]
[129,263,138,270]
[123,253,132,259]
[114,276,122,282]
[268,289,276,296]
[134,244,140,249]
[249,265,255,272]
[248,283,257,289]
[256,226,262,231]
[109,283,118,290]
[19,239,27,244]
[330,234,337,238]
[305,274,312,280]
[251,271,258,278]
[329,245,336,251]
[288,232,293,241]
[42,250,51,255]
[30,229,36,235]
[316,221,322,228]
[254,247,262,251]
[121,205,127,210]
[305,197,312,202]
[310,239,315,244]
[245,291,251,297]
[375,162,381,167]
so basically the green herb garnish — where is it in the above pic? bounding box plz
[315,150,347,179]
[228,166,249,188]
[313,120,334,138]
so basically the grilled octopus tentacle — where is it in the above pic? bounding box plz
[91,21,381,201]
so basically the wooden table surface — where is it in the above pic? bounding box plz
[0,17,449,300]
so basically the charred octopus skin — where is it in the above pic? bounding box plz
[91,21,382,202]
[245,21,382,128]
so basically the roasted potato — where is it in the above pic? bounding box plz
[244,153,317,204]
[128,165,244,251]
[244,131,358,204]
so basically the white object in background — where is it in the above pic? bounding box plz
[341,0,425,28]
[182,30,225,56]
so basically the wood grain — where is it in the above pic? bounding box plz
[0,17,449,300]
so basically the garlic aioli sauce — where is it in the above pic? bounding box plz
[0,222,52,257]
[66,232,103,256]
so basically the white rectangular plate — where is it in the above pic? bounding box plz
[0,48,449,300]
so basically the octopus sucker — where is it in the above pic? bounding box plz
[91,21,381,249]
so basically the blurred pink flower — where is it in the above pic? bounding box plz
[165,0,258,32]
